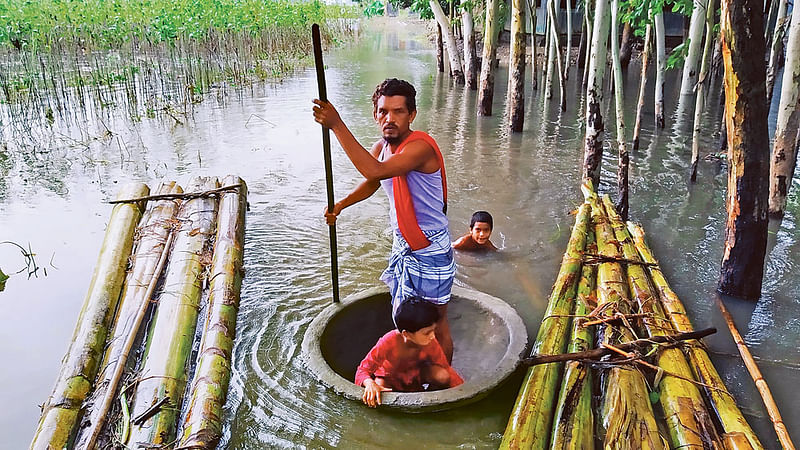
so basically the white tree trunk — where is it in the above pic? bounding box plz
[462,9,479,89]
[691,0,717,181]
[680,2,708,96]
[545,0,559,99]
[583,0,611,185]
[430,0,465,83]
[769,3,800,216]
[547,0,567,109]
[654,11,666,128]
[565,0,572,80]
[765,0,788,105]
[582,0,594,88]
[610,0,628,218]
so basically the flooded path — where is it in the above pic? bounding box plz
[1,18,798,448]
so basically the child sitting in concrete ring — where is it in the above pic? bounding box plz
[452,211,498,252]
[354,297,464,408]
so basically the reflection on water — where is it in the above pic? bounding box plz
[1,18,798,449]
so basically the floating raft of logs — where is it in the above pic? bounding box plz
[31,176,247,450]
[501,180,764,450]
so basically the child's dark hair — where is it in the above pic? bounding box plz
[470,211,493,229]
[393,297,439,332]
[372,78,417,113]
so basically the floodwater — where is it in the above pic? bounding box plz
[1,18,798,449]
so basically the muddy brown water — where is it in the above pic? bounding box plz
[0,18,797,449]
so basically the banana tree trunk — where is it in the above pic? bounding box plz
[126,177,220,446]
[463,9,479,89]
[765,0,788,104]
[768,3,800,216]
[610,0,628,220]
[430,0,465,83]
[30,183,149,450]
[633,22,652,150]
[718,0,770,300]
[77,182,182,449]
[691,0,717,181]
[680,0,708,97]
[627,222,764,449]
[654,11,666,128]
[180,176,247,448]
[508,0,527,132]
[500,203,590,450]
[582,0,610,187]
[603,196,722,449]
[549,230,595,450]
[478,0,501,115]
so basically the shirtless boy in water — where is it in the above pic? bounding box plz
[453,211,498,252]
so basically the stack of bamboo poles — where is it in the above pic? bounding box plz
[501,180,763,450]
[30,175,247,450]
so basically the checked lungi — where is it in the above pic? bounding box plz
[380,227,456,317]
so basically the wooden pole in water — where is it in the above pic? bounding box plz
[715,296,796,450]
[312,23,340,304]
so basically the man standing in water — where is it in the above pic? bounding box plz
[312,78,455,362]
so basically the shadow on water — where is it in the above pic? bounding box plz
[1,17,798,449]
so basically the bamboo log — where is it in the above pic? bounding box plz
[78,181,183,449]
[715,296,796,450]
[31,182,149,450]
[126,177,219,446]
[500,203,590,449]
[583,186,664,449]
[549,230,595,450]
[179,176,247,449]
[603,196,721,449]
[627,222,763,450]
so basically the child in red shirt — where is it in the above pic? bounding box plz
[355,297,464,407]
[453,211,498,251]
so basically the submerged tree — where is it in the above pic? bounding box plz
[430,0,465,83]
[583,0,611,186]
[765,0,788,105]
[633,21,652,150]
[768,3,800,217]
[462,4,479,89]
[679,0,707,97]
[478,0,501,115]
[690,0,717,181]
[610,0,628,218]
[718,0,770,300]
[654,10,666,128]
[507,0,527,131]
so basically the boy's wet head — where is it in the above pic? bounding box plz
[469,211,493,245]
[394,297,439,346]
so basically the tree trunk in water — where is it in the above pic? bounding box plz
[463,9,479,89]
[581,0,595,89]
[691,0,717,181]
[545,0,560,100]
[633,24,652,150]
[508,0,527,132]
[527,0,539,90]
[478,0,501,115]
[619,21,633,69]
[768,4,800,216]
[680,0,707,97]
[583,0,611,186]
[765,0,788,105]
[718,0,770,300]
[547,0,567,110]
[30,183,148,450]
[543,0,552,94]
[565,0,572,79]
[430,1,465,83]
[654,12,666,128]
[764,0,779,45]
[179,176,247,448]
[610,0,629,220]
[436,24,445,73]
[577,9,587,70]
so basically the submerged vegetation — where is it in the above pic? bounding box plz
[0,0,360,127]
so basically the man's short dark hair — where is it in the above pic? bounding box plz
[372,78,416,113]
[393,297,439,332]
[470,211,493,230]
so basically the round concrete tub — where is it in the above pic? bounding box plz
[301,285,528,412]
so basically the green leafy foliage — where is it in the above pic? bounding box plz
[364,0,385,17]
[666,39,689,69]
[0,267,8,292]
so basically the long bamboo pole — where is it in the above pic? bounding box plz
[549,230,595,450]
[583,185,664,449]
[126,177,219,446]
[715,296,796,450]
[79,182,182,449]
[627,222,763,449]
[500,202,590,449]
[30,182,149,450]
[179,176,248,448]
[603,196,721,449]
